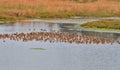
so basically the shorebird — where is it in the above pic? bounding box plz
[0,31,119,45]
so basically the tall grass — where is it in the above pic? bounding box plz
[0,0,120,19]
[70,0,98,2]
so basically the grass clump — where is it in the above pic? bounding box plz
[30,48,46,50]
[0,18,17,24]
[79,19,120,30]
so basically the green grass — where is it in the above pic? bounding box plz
[30,48,46,50]
[77,19,120,32]
[0,18,16,24]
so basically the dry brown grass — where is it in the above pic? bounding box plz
[0,0,120,19]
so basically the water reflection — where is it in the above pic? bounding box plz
[80,31,120,41]
[58,23,120,41]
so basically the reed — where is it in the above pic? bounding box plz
[0,0,120,19]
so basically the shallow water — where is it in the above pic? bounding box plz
[0,18,120,70]
[0,18,119,40]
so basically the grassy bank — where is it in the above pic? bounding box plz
[0,0,120,20]
[77,19,120,32]
[0,18,16,24]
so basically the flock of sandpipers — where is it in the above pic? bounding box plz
[0,30,119,44]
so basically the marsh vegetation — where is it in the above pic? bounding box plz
[0,1,120,70]
[1,0,120,20]
[78,19,120,31]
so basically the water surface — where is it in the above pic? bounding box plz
[0,18,120,70]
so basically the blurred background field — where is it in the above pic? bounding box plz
[0,0,120,19]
